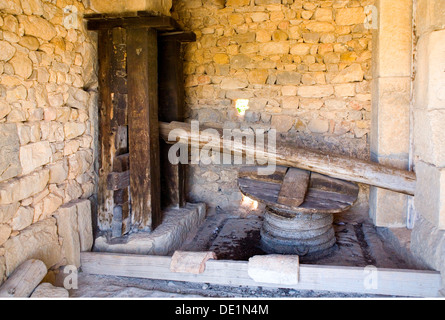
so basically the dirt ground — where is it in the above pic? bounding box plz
[71,205,424,298]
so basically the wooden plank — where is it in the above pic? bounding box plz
[80,252,442,297]
[159,121,417,196]
[158,35,188,209]
[127,27,162,231]
[238,177,357,213]
[0,260,47,298]
[97,29,116,230]
[87,16,180,31]
[238,166,288,183]
[160,31,197,42]
[107,171,130,191]
[278,168,310,207]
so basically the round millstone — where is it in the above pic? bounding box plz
[260,207,336,256]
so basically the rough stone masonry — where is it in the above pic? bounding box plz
[0,0,98,285]
[172,0,373,210]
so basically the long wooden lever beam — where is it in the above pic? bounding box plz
[159,121,416,196]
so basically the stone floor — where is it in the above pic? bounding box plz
[71,205,428,298]
[179,206,422,269]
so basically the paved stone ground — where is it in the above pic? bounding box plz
[72,206,425,298]
[180,206,420,269]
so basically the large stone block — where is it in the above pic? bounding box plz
[259,42,290,56]
[414,109,445,167]
[0,40,16,61]
[0,202,19,224]
[18,15,56,41]
[53,203,80,268]
[414,161,445,230]
[9,52,33,79]
[297,85,334,98]
[0,124,21,182]
[370,74,411,228]
[64,122,86,140]
[75,199,93,252]
[0,224,11,246]
[276,71,301,85]
[21,0,44,16]
[335,7,366,26]
[48,160,69,184]
[11,206,34,231]
[3,218,62,276]
[19,141,52,175]
[411,216,445,279]
[0,169,49,205]
[372,0,413,78]
[331,64,364,83]
[416,0,445,36]
[371,77,411,157]
[271,115,295,132]
[369,187,408,227]
[414,29,445,111]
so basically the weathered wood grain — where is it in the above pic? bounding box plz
[127,27,162,231]
[80,252,442,297]
[159,121,416,196]
[0,260,47,298]
[277,168,310,207]
[97,29,116,230]
[158,35,187,209]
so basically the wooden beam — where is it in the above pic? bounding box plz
[158,34,189,209]
[111,28,130,236]
[159,121,417,196]
[97,29,116,230]
[127,28,162,231]
[80,252,441,298]
[86,15,180,31]
[159,31,197,43]
[0,260,47,298]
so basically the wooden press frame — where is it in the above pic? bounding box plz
[85,12,195,235]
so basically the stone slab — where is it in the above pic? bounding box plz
[414,161,445,229]
[53,203,81,268]
[3,218,62,277]
[94,203,206,256]
[373,0,413,78]
[0,123,21,182]
[170,251,216,274]
[248,255,299,285]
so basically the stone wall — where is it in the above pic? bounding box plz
[0,0,98,285]
[172,0,373,209]
[411,0,445,285]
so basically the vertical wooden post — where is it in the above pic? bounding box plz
[111,27,130,236]
[158,36,186,209]
[127,28,162,231]
[97,29,116,230]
